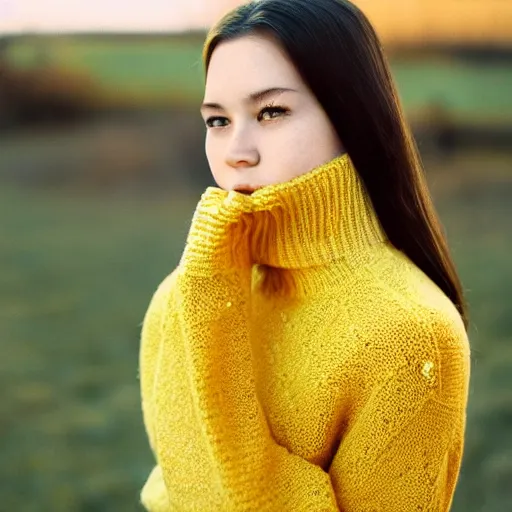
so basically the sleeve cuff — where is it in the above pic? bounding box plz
[180,187,254,274]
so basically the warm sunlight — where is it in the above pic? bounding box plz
[1,0,511,44]
[0,0,239,33]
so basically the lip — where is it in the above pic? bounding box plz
[232,185,261,195]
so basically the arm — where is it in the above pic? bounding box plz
[140,188,340,511]
[329,316,471,512]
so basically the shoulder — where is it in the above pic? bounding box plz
[348,285,470,404]
[342,248,471,388]
[362,281,469,361]
[338,293,470,421]
[346,245,468,356]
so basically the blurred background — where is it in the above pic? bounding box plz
[1,0,511,510]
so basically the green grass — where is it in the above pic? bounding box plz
[421,154,512,510]
[1,150,511,510]
[392,58,512,122]
[6,37,205,104]
[5,35,512,119]
[0,186,193,511]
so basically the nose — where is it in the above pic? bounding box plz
[225,127,260,168]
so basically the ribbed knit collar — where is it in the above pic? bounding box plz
[246,152,387,270]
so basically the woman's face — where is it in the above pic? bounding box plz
[201,33,344,194]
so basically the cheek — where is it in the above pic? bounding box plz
[271,123,320,171]
[274,116,320,158]
[267,118,340,182]
[287,114,340,161]
[205,132,216,161]
[205,134,222,169]
[209,165,229,190]
[205,136,229,189]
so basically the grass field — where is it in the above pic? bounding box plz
[2,31,512,512]
[5,36,512,121]
[0,185,192,511]
[1,145,511,510]
[6,37,206,105]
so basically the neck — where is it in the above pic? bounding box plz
[248,153,387,270]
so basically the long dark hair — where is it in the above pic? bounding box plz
[203,0,468,328]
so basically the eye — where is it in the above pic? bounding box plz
[258,105,290,122]
[205,116,229,128]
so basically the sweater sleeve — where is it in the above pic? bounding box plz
[328,315,471,512]
[139,188,340,511]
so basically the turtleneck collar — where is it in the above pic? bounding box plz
[246,152,387,269]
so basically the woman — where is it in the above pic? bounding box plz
[139,0,471,510]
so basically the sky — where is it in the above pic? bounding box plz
[0,0,242,33]
[0,0,510,42]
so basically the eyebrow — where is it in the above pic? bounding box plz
[200,87,298,112]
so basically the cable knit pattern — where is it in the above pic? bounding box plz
[139,153,471,511]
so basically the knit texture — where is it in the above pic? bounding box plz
[139,153,471,511]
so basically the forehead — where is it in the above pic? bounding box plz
[204,34,304,99]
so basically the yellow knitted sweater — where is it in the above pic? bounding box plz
[139,153,471,511]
